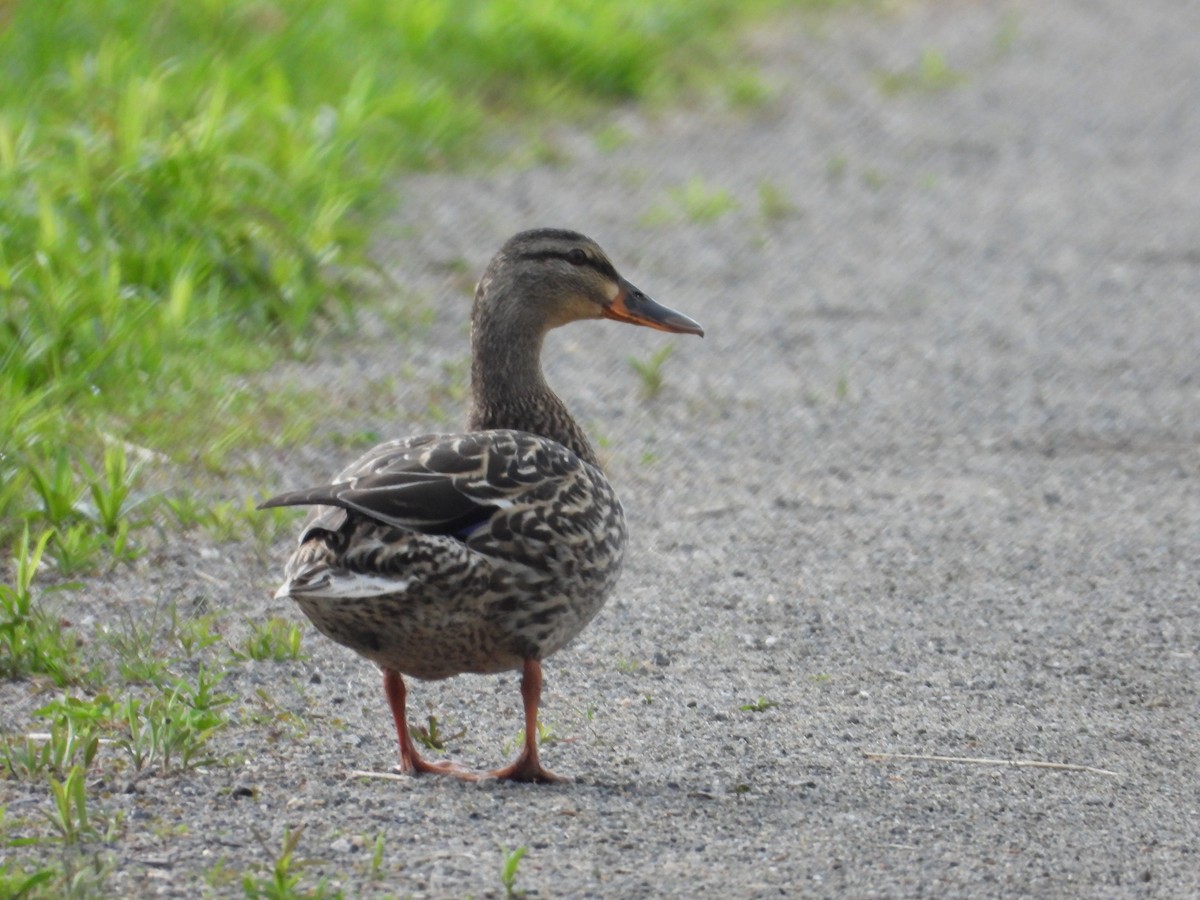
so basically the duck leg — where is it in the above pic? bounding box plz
[383,668,476,779]
[487,658,568,783]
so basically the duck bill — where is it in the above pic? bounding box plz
[603,278,704,336]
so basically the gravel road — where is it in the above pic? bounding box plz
[9,0,1200,896]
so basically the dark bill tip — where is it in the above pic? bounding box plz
[603,279,704,337]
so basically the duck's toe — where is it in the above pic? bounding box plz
[393,756,480,781]
[483,759,572,784]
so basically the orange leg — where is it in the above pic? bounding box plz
[487,658,569,783]
[382,668,476,779]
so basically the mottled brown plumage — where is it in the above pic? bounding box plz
[260,228,702,781]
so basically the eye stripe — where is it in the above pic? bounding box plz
[593,258,619,281]
[519,248,618,281]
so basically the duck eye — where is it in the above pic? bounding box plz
[566,248,588,266]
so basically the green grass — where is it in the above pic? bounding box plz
[757,180,799,220]
[628,344,677,398]
[1,0,823,563]
[500,846,529,900]
[0,595,259,896]
[826,152,849,180]
[739,697,780,712]
[0,527,79,684]
[644,177,740,225]
[0,859,57,898]
[410,711,467,753]
[118,668,232,775]
[235,617,306,662]
[994,11,1022,56]
[0,714,100,783]
[877,48,967,95]
[503,720,558,757]
[241,825,340,900]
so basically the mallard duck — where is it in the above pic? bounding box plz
[259,228,702,782]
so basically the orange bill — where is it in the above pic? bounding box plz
[602,278,704,336]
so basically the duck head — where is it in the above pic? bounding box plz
[473,228,704,338]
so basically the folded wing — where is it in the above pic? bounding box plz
[259,430,581,539]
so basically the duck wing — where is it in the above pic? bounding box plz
[259,430,580,539]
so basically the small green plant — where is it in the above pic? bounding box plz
[757,181,798,221]
[646,178,738,225]
[0,527,79,684]
[118,699,156,774]
[82,443,143,536]
[44,766,107,845]
[2,709,101,781]
[119,667,231,775]
[236,618,305,662]
[102,602,221,683]
[203,495,294,549]
[242,825,340,899]
[862,167,887,190]
[739,697,779,713]
[163,492,208,530]
[410,712,465,752]
[27,451,86,528]
[504,720,557,757]
[524,135,570,167]
[594,124,631,153]
[47,523,109,575]
[877,48,966,96]
[248,502,294,551]
[106,613,170,685]
[2,849,117,899]
[178,662,233,713]
[205,859,239,892]
[994,11,1021,55]
[175,612,224,658]
[726,71,773,108]
[327,429,385,451]
[367,833,385,881]
[243,826,305,900]
[245,688,307,740]
[679,179,738,222]
[37,441,147,571]
[35,693,121,732]
[1,737,53,782]
[628,345,675,399]
[0,860,56,898]
[198,500,250,543]
[500,846,528,900]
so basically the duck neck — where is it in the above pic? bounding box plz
[467,313,600,467]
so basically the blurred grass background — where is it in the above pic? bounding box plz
[0,0,848,567]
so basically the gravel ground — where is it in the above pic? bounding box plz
[6,0,1200,896]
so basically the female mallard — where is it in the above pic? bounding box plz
[260,228,702,782]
